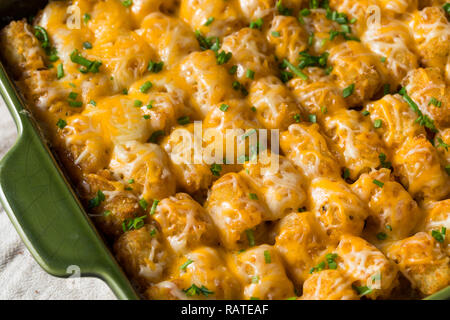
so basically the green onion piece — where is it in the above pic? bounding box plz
[139,199,148,210]
[140,81,152,93]
[246,229,255,246]
[56,63,64,79]
[149,130,164,143]
[374,119,382,128]
[83,41,93,49]
[376,232,387,240]
[373,179,384,188]
[429,97,442,108]
[204,17,215,26]
[354,285,372,296]
[431,227,446,243]
[177,116,190,125]
[88,190,105,209]
[342,83,355,98]
[264,250,271,264]
[56,119,67,129]
[121,0,132,8]
[180,259,194,270]
[249,193,258,200]
[210,164,222,177]
[271,31,281,37]
[249,18,263,29]
[69,101,82,108]
[150,199,159,215]
[246,69,255,79]
[283,59,308,80]
[148,60,164,73]
[68,92,78,100]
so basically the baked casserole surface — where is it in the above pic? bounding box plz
[1,0,450,300]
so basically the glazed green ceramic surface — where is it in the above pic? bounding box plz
[0,0,447,301]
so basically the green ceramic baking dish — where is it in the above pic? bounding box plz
[0,0,448,301]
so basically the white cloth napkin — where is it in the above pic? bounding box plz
[0,98,116,300]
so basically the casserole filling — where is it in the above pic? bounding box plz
[1,0,449,299]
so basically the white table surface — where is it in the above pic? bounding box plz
[0,97,115,300]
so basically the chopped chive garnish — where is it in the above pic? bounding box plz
[242,129,256,139]
[204,17,215,26]
[140,81,152,93]
[177,116,190,125]
[68,92,78,100]
[399,87,437,132]
[354,285,372,296]
[180,259,194,270]
[373,179,384,188]
[150,199,159,215]
[264,250,271,263]
[343,83,354,98]
[249,193,258,200]
[431,227,446,243]
[69,101,82,108]
[183,284,214,297]
[121,0,132,8]
[122,215,146,232]
[249,18,263,29]
[376,232,387,240]
[309,114,317,123]
[271,31,281,37]
[210,164,222,177]
[149,130,164,143]
[88,190,105,209]
[362,110,370,116]
[83,13,91,24]
[70,49,102,73]
[436,138,449,151]
[134,100,143,107]
[246,229,255,246]
[429,97,442,108]
[229,65,237,74]
[276,0,292,16]
[216,50,232,65]
[220,104,229,112]
[83,41,92,49]
[148,60,164,73]
[57,63,64,79]
[246,69,255,79]
[374,119,382,128]
[139,198,148,210]
[56,119,67,129]
[342,168,350,180]
[282,59,308,80]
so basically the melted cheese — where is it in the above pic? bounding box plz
[2,0,449,301]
